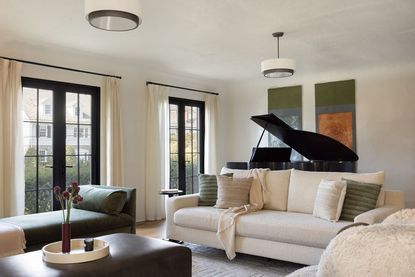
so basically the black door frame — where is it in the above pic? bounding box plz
[169,97,205,193]
[22,77,100,212]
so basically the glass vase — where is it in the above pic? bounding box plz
[61,223,71,253]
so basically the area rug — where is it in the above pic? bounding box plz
[186,243,304,277]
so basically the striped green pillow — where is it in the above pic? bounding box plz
[340,178,382,221]
[198,173,232,206]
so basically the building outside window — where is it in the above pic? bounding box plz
[43,104,51,115]
[39,125,47,137]
[39,150,48,163]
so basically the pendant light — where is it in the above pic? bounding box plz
[85,0,142,31]
[261,32,296,78]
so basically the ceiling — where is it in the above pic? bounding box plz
[0,0,414,81]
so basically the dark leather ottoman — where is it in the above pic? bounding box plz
[0,233,191,277]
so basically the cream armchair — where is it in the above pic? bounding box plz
[287,209,415,277]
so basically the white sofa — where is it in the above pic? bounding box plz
[166,169,405,265]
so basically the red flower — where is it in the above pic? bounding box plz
[72,195,83,204]
[62,191,70,199]
[53,186,61,194]
[52,182,83,224]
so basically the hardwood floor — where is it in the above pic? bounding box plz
[135,220,165,239]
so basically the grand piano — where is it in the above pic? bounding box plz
[227,113,358,172]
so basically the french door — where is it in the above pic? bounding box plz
[22,78,100,214]
[169,97,205,194]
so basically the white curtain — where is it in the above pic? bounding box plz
[204,94,218,174]
[0,59,24,217]
[100,77,124,186]
[145,84,169,221]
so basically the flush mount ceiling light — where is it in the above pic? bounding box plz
[85,0,142,31]
[261,32,296,78]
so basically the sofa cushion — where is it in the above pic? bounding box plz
[235,210,351,249]
[174,207,224,232]
[339,178,381,221]
[215,176,253,209]
[220,167,266,210]
[74,185,127,215]
[263,169,291,211]
[287,169,385,214]
[313,180,347,222]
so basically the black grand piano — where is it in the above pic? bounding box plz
[226,113,358,172]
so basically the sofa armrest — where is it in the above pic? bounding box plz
[354,205,402,225]
[75,185,137,234]
[165,194,199,239]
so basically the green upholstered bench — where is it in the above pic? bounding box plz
[0,185,136,251]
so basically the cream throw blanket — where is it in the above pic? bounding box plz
[216,168,268,260]
[0,222,26,257]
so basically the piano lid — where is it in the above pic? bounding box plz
[251,113,358,161]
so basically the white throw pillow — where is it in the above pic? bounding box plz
[313,179,347,222]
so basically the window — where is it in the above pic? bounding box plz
[47,125,52,138]
[39,125,47,137]
[169,97,205,194]
[44,104,51,115]
[79,127,84,138]
[85,127,89,138]
[73,106,80,116]
[23,78,100,214]
[39,150,48,163]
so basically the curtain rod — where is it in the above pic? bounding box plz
[146,81,218,95]
[0,56,122,79]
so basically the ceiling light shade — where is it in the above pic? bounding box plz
[261,32,295,78]
[261,58,296,78]
[85,0,142,31]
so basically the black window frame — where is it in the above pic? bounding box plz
[22,77,100,213]
[169,97,205,194]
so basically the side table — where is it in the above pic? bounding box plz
[159,189,184,198]
[160,189,184,244]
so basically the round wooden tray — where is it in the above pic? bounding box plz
[42,239,109,264]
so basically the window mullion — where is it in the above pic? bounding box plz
[178,103,186,193]
[36,89,39,213]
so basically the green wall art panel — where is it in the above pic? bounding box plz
[268,85,302,160]
[315,79,356,152]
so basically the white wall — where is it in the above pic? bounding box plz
[3,39,414,216]
[1,41,226,222]
[223,63,415,207]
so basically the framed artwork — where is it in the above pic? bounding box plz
[315,80,356,151]
[268,85,302,160]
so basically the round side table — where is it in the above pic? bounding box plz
[159,190,184,198]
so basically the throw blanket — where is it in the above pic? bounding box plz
[217,204,256,260]
[0,222,26,258]
[216,168,268,260]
